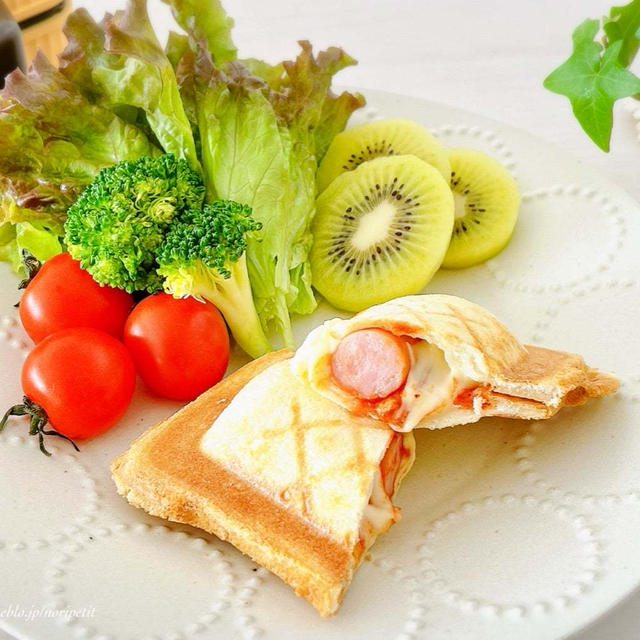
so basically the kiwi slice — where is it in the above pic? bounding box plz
[310,154,454,312]
[442,149,520,269]
[317,118,450,193]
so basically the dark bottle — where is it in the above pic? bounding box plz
[0,0,25,88]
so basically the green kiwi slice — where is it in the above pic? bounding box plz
[317,118,450,193]
[442,149,520,269]
[310,155,454,312]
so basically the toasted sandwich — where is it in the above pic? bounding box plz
[292,294,619,431]
[112,351,415,617]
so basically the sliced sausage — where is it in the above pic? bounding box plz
[330,328,410,400]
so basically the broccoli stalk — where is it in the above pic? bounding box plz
[157,200,272,358]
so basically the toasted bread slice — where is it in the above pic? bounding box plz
[292,294,619,431]
[112,351,415,616]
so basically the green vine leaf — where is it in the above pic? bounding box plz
[544,18,640,151]
[603,0,640,66]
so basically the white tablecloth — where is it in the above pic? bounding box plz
[4,1,637,638]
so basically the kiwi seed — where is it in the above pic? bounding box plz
[442,149,520,269]
[311,155,454,311]
[317,118,450,193]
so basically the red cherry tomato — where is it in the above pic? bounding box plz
[21,328,136,440]
[124,293,229,401]
[19,252,133,343]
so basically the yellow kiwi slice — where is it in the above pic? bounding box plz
[443,149,520,269]
[311,155,454,312]
[317,118,450,193]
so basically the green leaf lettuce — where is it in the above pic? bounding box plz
[60,0,200,171]
[161,0,237,64]
[0,53,157,270]
[186,42,363,346]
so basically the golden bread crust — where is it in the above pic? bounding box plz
[498,345,619,403]
[112,351,355,616]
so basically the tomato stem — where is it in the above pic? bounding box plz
[0,396,80,457]
[17,250,42,291]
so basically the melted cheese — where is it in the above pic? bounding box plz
[359,471,394,544]
[358,434,414,548]
[397,341,456,431]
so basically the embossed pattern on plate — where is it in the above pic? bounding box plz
[0,90,638,640]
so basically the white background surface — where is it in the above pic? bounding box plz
[2,1,639,638]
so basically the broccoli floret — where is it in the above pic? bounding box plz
[157,200,272,358]
[64,154,205,293]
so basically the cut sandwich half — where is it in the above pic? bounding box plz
[292,294,619,432]
[112,351,415,617]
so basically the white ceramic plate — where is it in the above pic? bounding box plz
[1,90,639,640]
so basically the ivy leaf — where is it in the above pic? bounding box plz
[603,0,640,66]
[544,18,640,151]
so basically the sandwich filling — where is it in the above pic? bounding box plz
[330,329,478,431]
[359,431,414,552]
